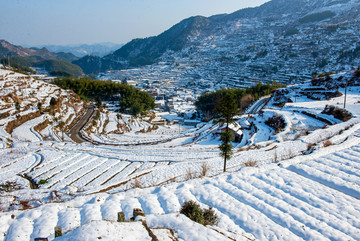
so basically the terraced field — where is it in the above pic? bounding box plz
[2,137,360,240]
[1,68,360,240]
[25,151,174,191]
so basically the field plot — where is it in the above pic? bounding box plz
[2,141,360,240]
[25,151,150,190]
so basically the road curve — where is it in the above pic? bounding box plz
[246,96,270,114]
[69,105,96,143]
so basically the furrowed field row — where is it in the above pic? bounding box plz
[34,154,91,183]
[30,153,82,179]
[85,160,131,187]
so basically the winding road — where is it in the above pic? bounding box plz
[246,96,271,114]
[68,105,97,143]
[68,96,270,146]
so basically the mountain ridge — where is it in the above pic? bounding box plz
[36,42,124,58]
[0,39,78,62]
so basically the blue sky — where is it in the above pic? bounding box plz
[0,0,269,46]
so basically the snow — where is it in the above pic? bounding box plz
[3,139,360,240]
[1,68,360,240]
[12,115,45,142]
[146,214,241,241]
[56,221,152,241]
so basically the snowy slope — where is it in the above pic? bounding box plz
[1,67,360,240]
[1,133,360,240]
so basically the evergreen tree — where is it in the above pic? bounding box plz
[95,96,102,109]
[37,102,42,112]
[15,102,20,111]
[52,77,155,116]
[214,92,239,172]
[195,81,284,119]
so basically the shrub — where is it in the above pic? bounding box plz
[273,151,278,162]
[200,163,210,177]
[306,143,316,153]
[186,168,196,180]
[19,200,32,210]
[49,97,58,107]
[203,207,218,226]
[0,181,22,192]
[37,102,42,112]
[355,68,360,77]
[322,105,352,121]
[323,140,332,147]
[244,160,258,167]
[38,179,48,185]
[180,200,204,224]
[132,179,142,188]
[15,101,20,111]
[180,200,218,226]
[265,114,286,133]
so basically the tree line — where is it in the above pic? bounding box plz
[195,81,284,119]
[195,81,284,172]
[53,77,155,116]
[0,56,83,77]
[0,57,36,74]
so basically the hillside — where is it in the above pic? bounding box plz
[0,68,87,144]
[2,140,360,240]
[0,66,360,240]
[0,40,78,62]
[0,40,85,77]
[75,0,360,87]
[34,60,84,77]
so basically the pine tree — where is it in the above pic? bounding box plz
[214,92,239,172]
[95,96,102,109]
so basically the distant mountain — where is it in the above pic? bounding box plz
[39,42,124,58]
[0,40,78,62]
[107,16,211,67]
[72,55,103,74]
[0,40,84,77]
[75,16,211,73]
[75,0,360,79]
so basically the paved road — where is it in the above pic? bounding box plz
[69,105,96,143]
[246,96,270,114]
